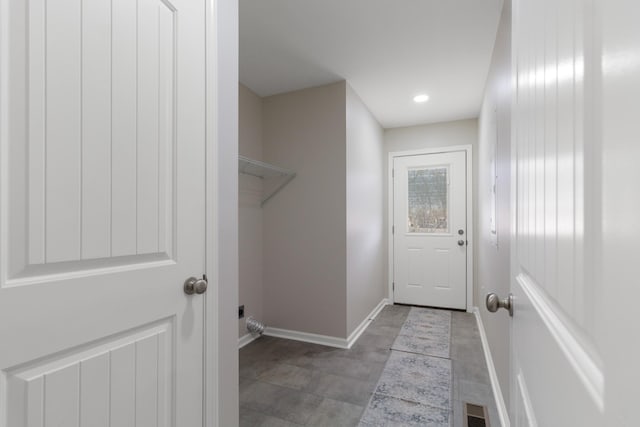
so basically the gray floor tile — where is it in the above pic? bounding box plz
[240,376,256,393]
[365,323,404,337]
[304,371,376,407]
[370,307,411,327]
[451,311,478,329]
[240,408,303,427]
[452,359,490,385]
[365,361,387,383]
[240,357,280,380]
[343,346,392,364]
[450,338,487,366]
[306,398,364,427]
[454,379,493,406]
[240,380,323,425]
[351,331,396,350]
[257,363,314,390]
[451,399,465,427]
[286,353,382,382]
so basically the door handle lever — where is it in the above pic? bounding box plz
[486,293,513,316]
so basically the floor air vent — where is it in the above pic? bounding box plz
[464,403,489,427]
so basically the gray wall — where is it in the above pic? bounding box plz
[262,82,348,338]
[238,84,264,337]
[477,0,512,410]
[383,119,479,303]
[346,84,386,336]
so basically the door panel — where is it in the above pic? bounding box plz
[0,0,206,424]
[12,0,177,275]
[393,151,467,309]
[7,321,172,426]
[510,0,603,425]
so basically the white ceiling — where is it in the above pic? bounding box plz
[239,0,504,129]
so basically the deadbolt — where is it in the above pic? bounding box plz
[184,276,208,295]
[486,293,513,316]
[458,229,464,235]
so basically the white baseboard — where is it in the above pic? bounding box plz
[264,327,349,348]
[346,298,390,348]
[238,332,259,349]
[473,307,511,427]
[264,298,390,349]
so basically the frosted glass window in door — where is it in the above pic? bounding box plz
[407,167,449,233]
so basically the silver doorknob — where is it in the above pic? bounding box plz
[457,240,465,246]
[486,293,513,316]
[184,276,208,295]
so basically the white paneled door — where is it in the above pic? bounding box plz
[393,151,467,309]
[0,0,207,425]
[508,0,640,426]
[510,0,600,424]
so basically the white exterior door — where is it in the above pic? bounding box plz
[508,0,640,426]
[0,0,207,425]
[393,151,467,309]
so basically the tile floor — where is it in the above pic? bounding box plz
[239,305,498,426]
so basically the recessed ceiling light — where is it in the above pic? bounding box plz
[413,94,430,103]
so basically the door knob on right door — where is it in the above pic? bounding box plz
[486,293,513,316]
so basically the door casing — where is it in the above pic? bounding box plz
[204,0,239,426]
[387,144,474,311]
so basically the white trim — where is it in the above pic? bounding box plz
[238,333,259,349]
[473,307,511,427]
[264,298,389,349]
[516,372,538,427]
[264,327,350,349]
[204,0,220,422]
[205,0,238,425]
[346,298,389,348]
[516,274,605,411]
[387,145,474,311]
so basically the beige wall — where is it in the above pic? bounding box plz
[477,0,511,410]
[383,119,479,304]
[238,84,264,338]
[346,84,386,336]
[262,82,348,338]
[385,119,479,153]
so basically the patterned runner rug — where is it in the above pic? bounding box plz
[359,307,453,426]
[391,307,451,358]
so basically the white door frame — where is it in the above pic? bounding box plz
[387,145,474,312]
[205,0,238,426]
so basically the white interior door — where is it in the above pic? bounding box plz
[509,0,612,425]
[0,0,207,425]
[393,151,467,309]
